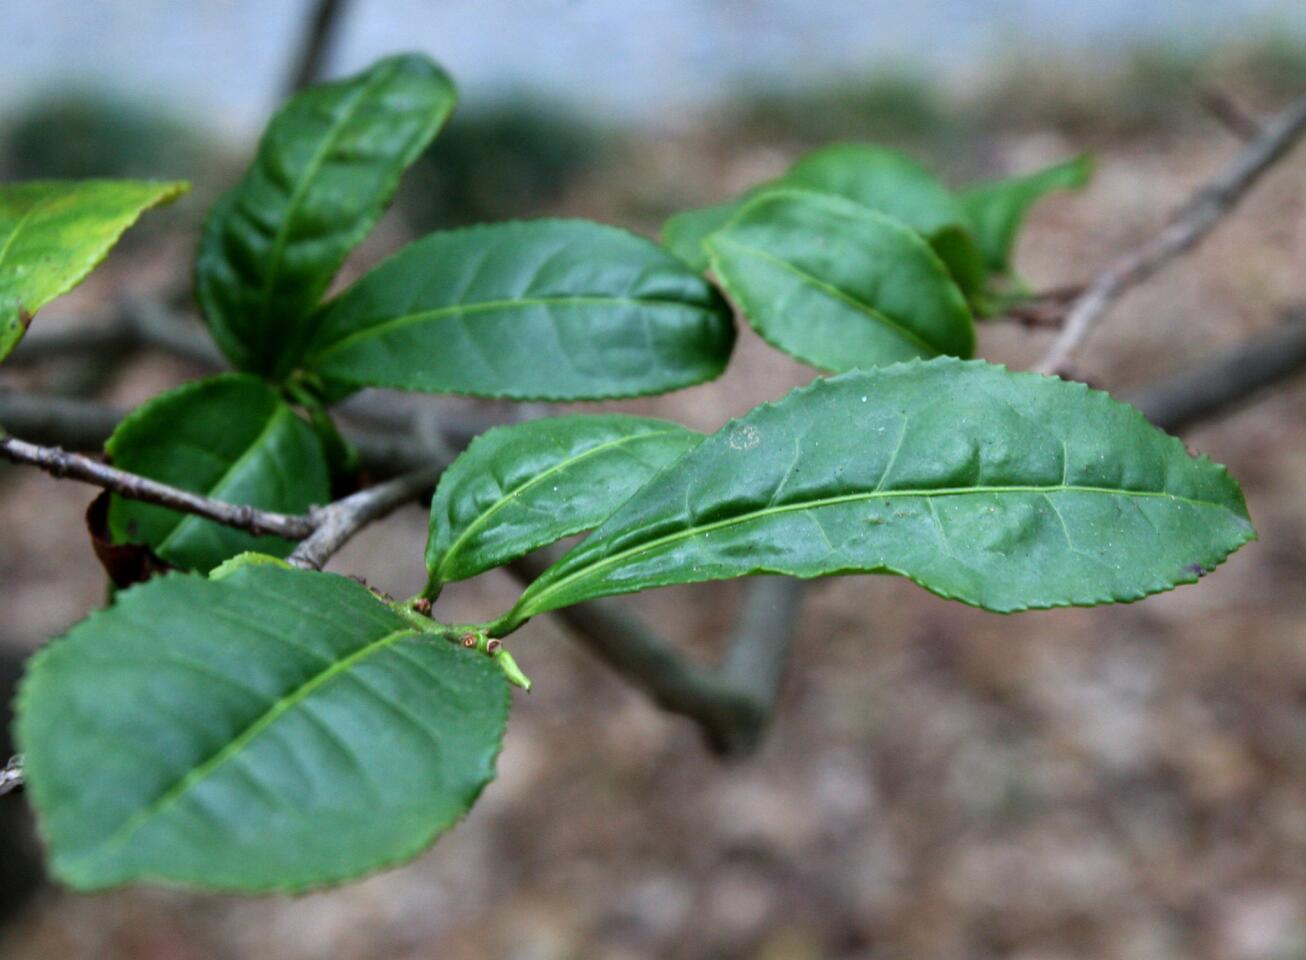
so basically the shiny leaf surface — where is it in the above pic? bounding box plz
[706,190,974,370]
[506,359,1254,624]
[426,414,700,589]
[17,563,508,891]
[306,219,736,400]
[196,54,455,378]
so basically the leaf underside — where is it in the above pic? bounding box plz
[306,218,736,400]
[707,189,975,371]
[426,414,701,589]
[508,358,1254,624]
[105,374,331,573]
[0,179,188,363]
[195,53,456,379]
[16,564,509,892]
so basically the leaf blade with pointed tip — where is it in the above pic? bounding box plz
[504,359,1254,625]
[706,189,975,371]
[105,374,330,573]
[426,414,701,590]
[960,154,1093,274]
[16,564,508,892]
[305,219,736,400]
[0,179,187,363]
[195,53,456,378]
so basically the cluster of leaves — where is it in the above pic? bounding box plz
[0,54,1254,893]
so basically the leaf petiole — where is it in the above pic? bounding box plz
[390,598,532,691]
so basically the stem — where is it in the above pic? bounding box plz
[285,0,350,94]
[0,434,316,539]
[0,754,22,797]
[1034,93,1306,377]
[287,463,445,570]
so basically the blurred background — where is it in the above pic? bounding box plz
[3,1,1306,957]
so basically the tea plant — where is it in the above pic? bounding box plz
[0,53,1266,893]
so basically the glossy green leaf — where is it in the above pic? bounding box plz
[706,190,974,370]
[0,179,187,363]
[196,54,456,378]
[16,563,508,891]
[503,359,1254,625]
[961,154,1093,274]
[426,414,701,590]
[306,219,736,400]
[106,374,330,572]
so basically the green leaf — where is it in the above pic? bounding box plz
[661,195,752,272]
[783,144,963,237]
[781,144,985,296]
[659,145,987,298]
[305,218,736,400]
[426,414,701,590]
[195,54,456,379]
[16,563,508,891]
[503,359,1254,625]
[105,374,331,573]
[706,190,974,371]
[960,154,1093,274]
[0,179,187,363]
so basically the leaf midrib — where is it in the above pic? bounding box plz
[254,59,398,326]
[519,481,1242,616]
[708,233,943,357]
[312,295,712,362]
[434,426,691,581]
[154,402,294,556]
[65,624,419,875]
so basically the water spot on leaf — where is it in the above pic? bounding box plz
[727,424,761,451]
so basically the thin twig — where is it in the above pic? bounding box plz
[1198,87,1263,142]
[288,463,446,570]
[1128,309,1306,432]
[0,419,450,573]
[0,434,317,538]
[0,755,23,797]
[1034,93,1306,377]
[996,284,1085,329]
[508,552,804,757]
[285,0,349,94]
